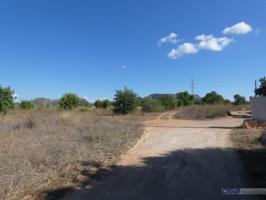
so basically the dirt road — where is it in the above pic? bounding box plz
[68,117,264,200]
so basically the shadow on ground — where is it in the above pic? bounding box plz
[43,147,266,200]
[145,125,243,129]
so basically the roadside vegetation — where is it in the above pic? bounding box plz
[175,104,249,120]
[19,101,34,110]
[0,83,253,200]
[141,90,249,119]
[0,86,15,113]
[230,128,266,187]
[113,87,140,114]
[0,110,144,200]
[229,77,266,187]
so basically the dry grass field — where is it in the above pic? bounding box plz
[174,105,250,120]
[0,110,150,200]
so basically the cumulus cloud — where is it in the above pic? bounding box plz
[164,22,252,59]
[168,43,198,59]
[159,32,178,45]
[223,22,252,35]
[196,34,233,51]
[168,35,233,59]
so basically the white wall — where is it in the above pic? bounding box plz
[250,96,266,121]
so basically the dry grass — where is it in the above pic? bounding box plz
[0,110,146,200]
[230,128,266,187]
[230,128,263,149]
[174,104,250,120]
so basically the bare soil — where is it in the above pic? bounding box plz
[68,115,266,200]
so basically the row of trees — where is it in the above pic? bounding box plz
[2,77,265,114]
[0,86,249,114]
[141,91,248,113]
[58,89,248,114]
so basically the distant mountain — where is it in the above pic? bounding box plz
[144,93,176,100]
[192,94,202,101]
[31,98,59,109]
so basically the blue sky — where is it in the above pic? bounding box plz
[0,0,265,101]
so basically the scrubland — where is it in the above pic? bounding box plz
[175,104,250,120]
[0,103,252,200]
[0,110,148,200]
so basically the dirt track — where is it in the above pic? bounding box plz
[68,116,264,200]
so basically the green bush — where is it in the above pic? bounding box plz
[202,91,224,105]
[102,99,112,109]
[157,95,177,110]
[0,86,15,113]
[113,87,139,114]
[20,101,34,110]
[59,93,80,110]
[79,98,91,107]
[95,99,112,109]
[233,94,247,105]
[94,100,103,108]
[141,97,165,112]
[176,91,194,106]
[224,99,232,105]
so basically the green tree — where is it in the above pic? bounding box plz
[233,94,247,105]
[176,91,194,106]
[224,99,232,105]
[141,96,165,112]
[94,100,103,108]
[79,98,91,107]
[157,95,177,110]
[113,87,139,114]
[255,77,266,96]
[0,86,14,112]
[59,93,80,110]
[202,91,224,105]
[102,99,112,109]
[20,101,34,110]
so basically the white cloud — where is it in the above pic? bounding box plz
[196,34,233,51]
[223,22,252,35]
[159,32,178,45]
[165,22,252,59]
[168,43,198,59]
[168,35,233,59]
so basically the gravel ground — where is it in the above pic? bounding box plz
[68,117,266,200]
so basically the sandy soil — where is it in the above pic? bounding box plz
[68,116,264,200]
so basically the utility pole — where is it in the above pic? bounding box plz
[191,78,194,96]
